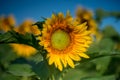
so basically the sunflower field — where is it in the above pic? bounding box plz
[0,7,120,80]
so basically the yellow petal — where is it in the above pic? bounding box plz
[49,56,54,65]
[51,14,56,20]
[69,53,81,61]
[66,56,75,68]
[74,22,87,32]
[61,55,67,67]
[58,12,64,19]
[78,53,90,58]
[56,58,63,71]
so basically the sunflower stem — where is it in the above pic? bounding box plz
[50,74,55,80]
[21,76,29,80]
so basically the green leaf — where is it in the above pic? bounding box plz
[92,56,111,74]
[32,60,50,80]
[0,31,18,43]
[63,69,98,80]
[0,73,20,80]
[95,8,120,23]
[81,75,116,80]
[63,68,116,80]
[28,53,43,64]
[0,44,18,69]
[8,64,35,77]
[103,26,119,38]
[87,38,115,56]
[33,21,45,30]
[99,38,114,51]
[110,12,120,20]
[0,30,40,50]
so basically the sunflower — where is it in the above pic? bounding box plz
[11,20,40,57]
[0,15,15,32]
[40,12,92,71]
[76,7,102,41]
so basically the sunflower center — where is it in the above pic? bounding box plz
[51,29,70,50]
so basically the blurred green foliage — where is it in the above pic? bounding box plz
[0,9,120,80]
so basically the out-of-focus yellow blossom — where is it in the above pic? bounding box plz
[11,20,41,57]
[76,7,93,21]
[76,7,102,41]
[0,15,15,32]
[115,43,120,50]
[11,44,37,57]
[14,20,41,35]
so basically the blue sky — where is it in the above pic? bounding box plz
[0,0,120,32]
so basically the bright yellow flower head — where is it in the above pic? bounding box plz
[40,12,92,71]
[76,7,102,41]
[0,15,15,32]
[11,20,40,57]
